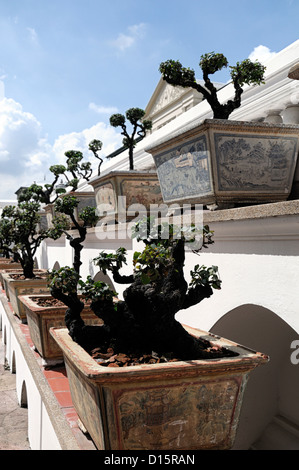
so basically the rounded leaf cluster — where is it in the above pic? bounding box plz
[80,276,116,302]
[54,195,79,216]
[47,267,80,294]
[230,59,266,86]
[159,59,196,85]
[133,243,174,285]
[78,206,99,227]
[110,113,126,127]
[93,247,127,275]
[189,265,222,290]
[89,139,103,154]
[199,52,228,75]
[49,164,67,177]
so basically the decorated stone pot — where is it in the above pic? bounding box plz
[146,119,299,207]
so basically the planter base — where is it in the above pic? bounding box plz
[51,326,268,450]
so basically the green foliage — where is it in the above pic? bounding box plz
[49,164,67,177]
[110,113,126,127]
[61,139,103,187]
[230,59,266,86]
[17,184,46,203]
[1,200,68,277]
[54,195,79,216]
[0,217,16,257]
[159,51,266,119]
[93,247,127,275]
[79,276,117,302]
[89,139,103,154]
[3,201,41,239]
[48,267,80,294]
[199,52,229,75]
[133,243,174,284]
[189,265,222,290]
[78,206,99,227]
[47,213,71,239]
[132,217,215,251]
[159,60,196,85]
[109,107,152,170]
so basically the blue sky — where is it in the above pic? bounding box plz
[0,0,298,199]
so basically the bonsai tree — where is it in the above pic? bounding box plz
[48,216,226,361]
[88,139,104,176]
[53,194,99,274]
[1,201,69,278]
[47,193,100,338]
[18,165,68,205]
[18,139,103,204]
[109,108,152,170]
[0,217,18,260]
[2,139,103,279]
[159,52,266,119]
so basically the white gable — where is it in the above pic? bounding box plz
[144,77,204,132]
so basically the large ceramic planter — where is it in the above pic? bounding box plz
[89,170,163,219]
[146,119,299,207]
[0,269,46,299]
[0,259,21,271]
[0,262,22,291]
[51,325,268,450]
[19,295,103,365]
[0,268,22,292]
[2,271,49,322]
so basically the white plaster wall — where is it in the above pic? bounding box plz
[0,300,62,450]
[176,250,299,334]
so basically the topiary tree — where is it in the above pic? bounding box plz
[18,165,68,205]
[3,139,103,279]
[47,217,227,361]
[109,108,152,170]
[88,139,104,176]
[53,194,99,274]
[1,201,69,278]
[47,194,100,342]
[18,139,104,205]
[159,52,266,120]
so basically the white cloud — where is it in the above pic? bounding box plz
[0,97,54,198]
[128,23,146,38]
[0,80,4,101]
[110,23,147,51]
[249,45,277,64]
[112,33,135,51]
[52,121,123,169]
[0,98,50,169]
[26,27,39,45]
[89,102,119,115]
[0,98,123,199]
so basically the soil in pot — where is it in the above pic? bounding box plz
[9,272,48,280]
[88,334,238,368]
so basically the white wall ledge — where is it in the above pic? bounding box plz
[0,293,96,450]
